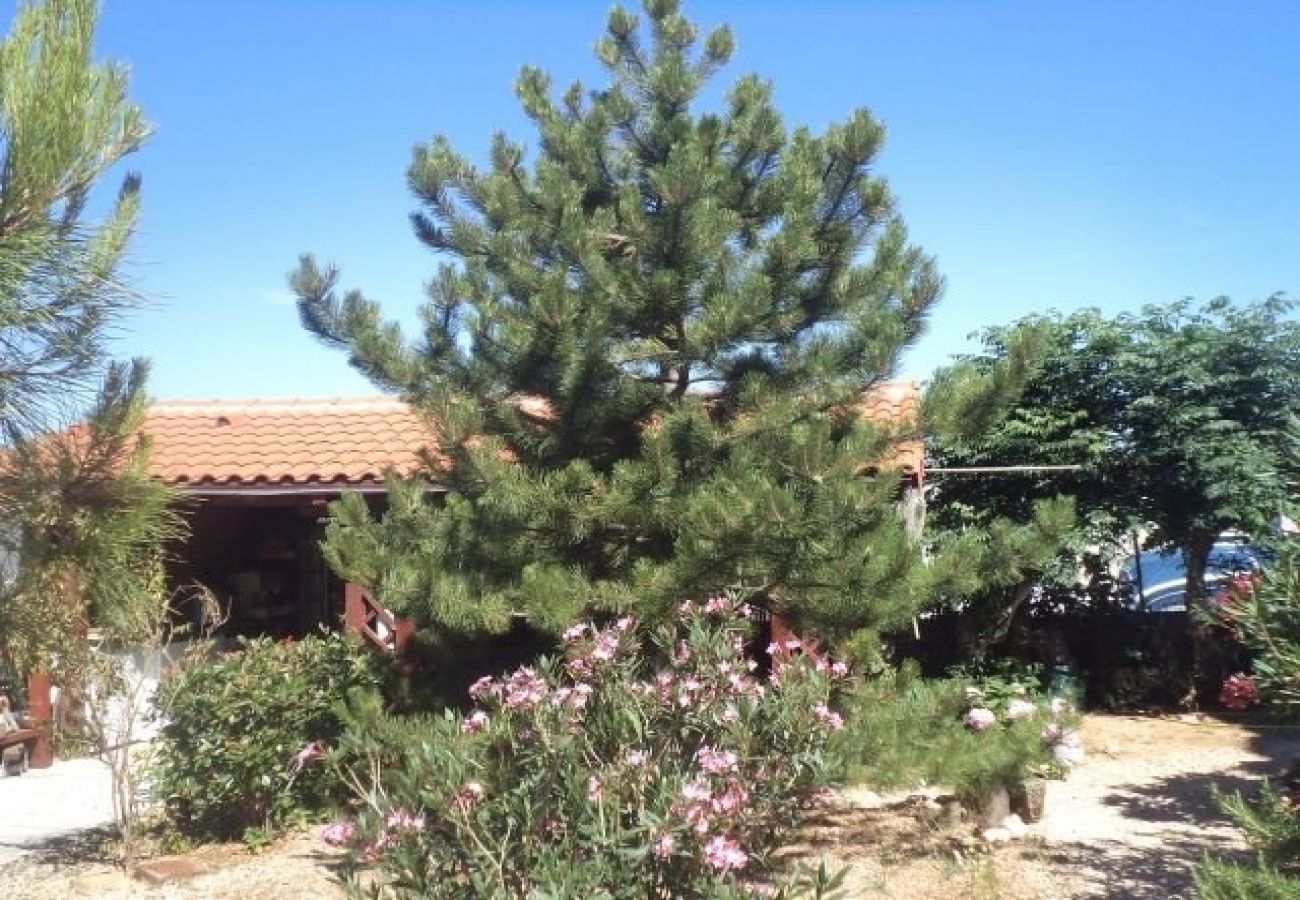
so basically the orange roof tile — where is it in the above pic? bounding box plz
[858,380,925,478]
[145,382,923,490]
[144,397,437,488]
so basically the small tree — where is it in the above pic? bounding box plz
[931,297,1300,610]
[294,0,1053,658]
[0,6,182,866]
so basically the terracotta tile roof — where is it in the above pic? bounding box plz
[144,397,437,488]
[145,381,923,490]
[859,380,924,478]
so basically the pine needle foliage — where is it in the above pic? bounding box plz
[0,0,151,433]
[294,0,1045,650]
[0,0,175,681]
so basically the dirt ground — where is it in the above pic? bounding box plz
[4,714,1298,899]
[793,714,1300,899]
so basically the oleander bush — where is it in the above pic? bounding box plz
[320,597,847,898]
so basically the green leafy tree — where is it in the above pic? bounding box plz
[0,0,174,683]
[931,297,1300,611]
[294,0,1055,656]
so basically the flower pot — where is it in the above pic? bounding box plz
[1010,776,1047,823]
[962,785,1011,829]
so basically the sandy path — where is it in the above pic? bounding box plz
[1033,715,1300,899]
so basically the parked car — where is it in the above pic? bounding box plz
[1120,535,1264,612]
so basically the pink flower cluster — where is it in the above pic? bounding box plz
[353,596,844,883]
[317,819,355,847]
[453,781,486,811]
[702,834,748,873]
[1219,673,1260,710]
[292,740,326,771]
[964,707,997,730]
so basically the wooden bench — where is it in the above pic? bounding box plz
[0,727,36,775]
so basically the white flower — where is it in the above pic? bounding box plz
[964,707,997,730]
[1005,699,1037,721]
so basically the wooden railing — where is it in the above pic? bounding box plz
[344,582,414,658]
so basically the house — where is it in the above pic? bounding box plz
[142,386,923,647]
[18,385,923,767]
[143,396,433,651]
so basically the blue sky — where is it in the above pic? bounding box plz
[58,0,1300,399]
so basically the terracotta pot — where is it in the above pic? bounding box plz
[1010,776,1048,823]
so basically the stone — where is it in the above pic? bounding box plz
[133,855,212,884]
[963,785,1012,829]
[1002,813,1029,838]
[981,826,1012,843]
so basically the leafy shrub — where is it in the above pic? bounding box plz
[322,597,845,898]
[152,633,385,841]
[1194,781,1300,898]
[831,662,1081,799]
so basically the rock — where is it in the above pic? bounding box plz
[963,785,1012,829]
[1002,813,1029,838]
[981,827,1012,843]
[133,855,212,884]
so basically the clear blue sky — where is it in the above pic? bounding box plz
[55,0,1300,399]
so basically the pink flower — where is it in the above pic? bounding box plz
[615,615,635,632]
[453,781,486,811]
[384,809,425,832]
[696,745,738,774]
[682,779,713,803]
[653,832,676,860]
[831,660,850,679]
[587,775,603,802]
[705,595,730,615]
[503,667,549,709]
[461,710,490,734]
[703,835,748,873]
[625,749,649,768]
[293,741,326,770]
[812,702,845,731]
[678,600,697,618]
[964,707,997,730]
[316,819,355,846]
[710,780,748,815]
[1054,741,1085,768]
[562,623,590,643]
[468,676,498,699]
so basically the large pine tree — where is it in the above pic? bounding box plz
[294,0,1051,654]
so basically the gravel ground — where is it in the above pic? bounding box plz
[802,714,1300,899]
[3,715,1297,899]
[0,758,114,868]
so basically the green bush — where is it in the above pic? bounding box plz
[152,633,385,841]
[831,662,1081,799]
[1194,781,1300,898]
[319,598,846,898]
[1195,856,1300,899]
